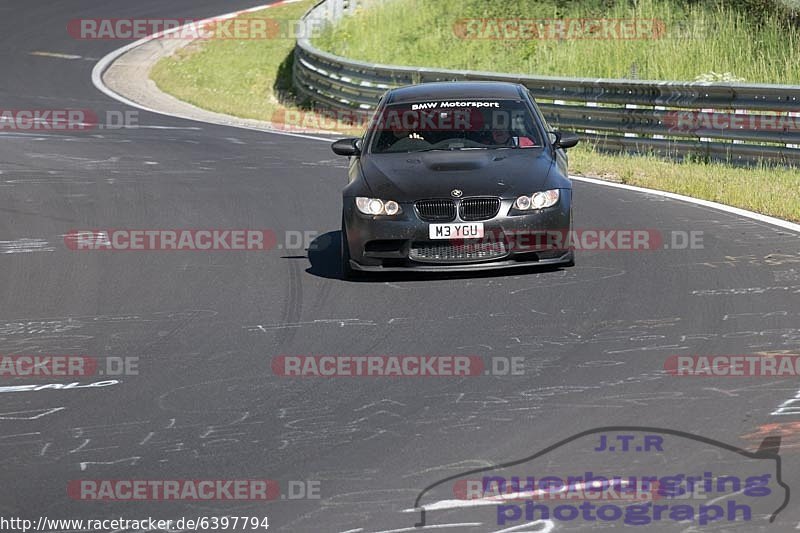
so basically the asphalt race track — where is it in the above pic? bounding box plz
[1,1,799,532]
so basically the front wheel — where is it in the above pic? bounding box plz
[341,215,357,280]
[562,249,576,267]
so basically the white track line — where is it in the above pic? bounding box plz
[90,3,800,234]
[491,521,555,533]
[350,524,483,533]
[90,0,331,142]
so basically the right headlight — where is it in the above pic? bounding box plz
[514,189,560,210]
[355,197,402,216]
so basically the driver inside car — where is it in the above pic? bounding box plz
[491,129,513,145]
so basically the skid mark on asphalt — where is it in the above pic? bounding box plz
[508,267,626,294]
[79,455,141,471]
[775,269,800,281]
[246,318,377,332]
[692,285,800,296]
[0,407,272,468]
[25,153,121,167]
[301,158,349,167]
[0,335,94,353]
[374,269,605,292]
[0,310,217,334]
[244,310,800,353]
[274,259,304,347]
[400,460,495,480]
[0,375,756,475]
[605,343,688,354]
[0,407,65,420]
[674,252,800,269]
[0,238,54,253]
[0,311,219,366]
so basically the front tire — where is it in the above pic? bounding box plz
[341,215,356,280]
[562,249,576,267]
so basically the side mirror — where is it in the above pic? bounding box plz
[331,138,362,156]
[553,131,579,150]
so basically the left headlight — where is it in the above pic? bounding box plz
[514,189,560,210]
[355,197,403,216]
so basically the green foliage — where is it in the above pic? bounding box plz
[313,0,800,83]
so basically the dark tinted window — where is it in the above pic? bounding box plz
[369,99,543,153]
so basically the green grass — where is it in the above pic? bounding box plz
[150,0,317,123]
[150,0,800,222]
[313,0,800,83]
[570,144,800,221]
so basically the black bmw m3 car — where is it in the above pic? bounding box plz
[332,81,579,278]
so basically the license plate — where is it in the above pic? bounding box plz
[429,223,484,239]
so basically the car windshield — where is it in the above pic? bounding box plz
[368,99,543,153]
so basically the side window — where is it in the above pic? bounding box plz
[527,90,555,143]
[363,100,385,150]
[364,95,385,139]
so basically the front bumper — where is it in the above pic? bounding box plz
[343,191,573,272]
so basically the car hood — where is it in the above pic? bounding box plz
[359,149,557,202]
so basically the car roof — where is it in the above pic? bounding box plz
[385,81,525,104]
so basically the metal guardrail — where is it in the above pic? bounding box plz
[293,0,800,165]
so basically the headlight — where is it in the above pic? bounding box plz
[384,200,400,215]
[355,197,403,215]
[515,189,560,210]
[514,195,531,210]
